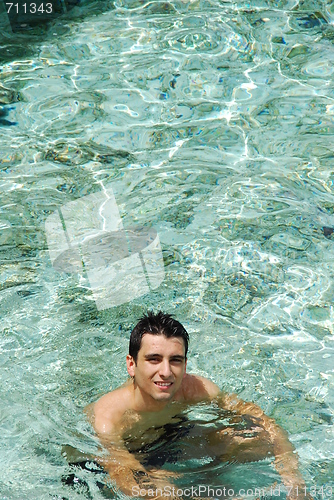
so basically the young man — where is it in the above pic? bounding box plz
[87,311,312,499]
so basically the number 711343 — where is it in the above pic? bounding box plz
[286,485,332,498]
[6,3,53,14]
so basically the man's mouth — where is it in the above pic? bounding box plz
[154,382,173,388]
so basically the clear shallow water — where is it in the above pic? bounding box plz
[1,0,334,498]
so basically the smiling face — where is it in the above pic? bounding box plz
[126,334,187,410]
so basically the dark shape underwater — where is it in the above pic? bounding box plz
[0,104,17,126]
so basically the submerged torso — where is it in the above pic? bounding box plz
[121,402,274,467]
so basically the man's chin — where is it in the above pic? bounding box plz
[153,390,174,401]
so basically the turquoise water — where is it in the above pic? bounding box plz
[1,0,334,498]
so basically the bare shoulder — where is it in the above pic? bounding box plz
[182,373,220,402]
[86,385,132,436]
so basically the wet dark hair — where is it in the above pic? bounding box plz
[129,311,189,363]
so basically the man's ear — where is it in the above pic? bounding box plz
[126,355,136,377]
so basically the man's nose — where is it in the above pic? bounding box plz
[159,360,172,377]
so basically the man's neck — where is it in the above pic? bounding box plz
[131,385,177,413]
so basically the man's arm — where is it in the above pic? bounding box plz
[183,376,310,499]
[85,399,179,499]
[96,430,181,498]
[217,392,312,500]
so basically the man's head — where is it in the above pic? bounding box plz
[129,311,189,363]
[127,311,189,407]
